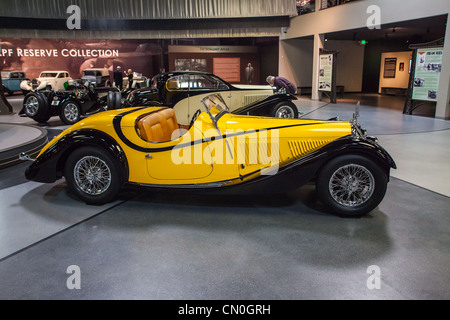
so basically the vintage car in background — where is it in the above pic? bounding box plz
[20,70,73,93]
[81,68,112,87]
[20,81,121,124]
[20,93,396,217]
[124,71,298,126]
[1,70,29,95]
[119,72,150,90]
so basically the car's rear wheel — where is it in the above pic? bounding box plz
[316,155,388,217]
[270,101,298,118]
[64,147,122,204]
[59,100,81,125]
[24,92,51,123]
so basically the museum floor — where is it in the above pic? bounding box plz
[0,93,449,299]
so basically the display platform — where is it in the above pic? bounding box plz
[0,123,48,169]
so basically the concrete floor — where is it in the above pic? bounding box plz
[0,93,449,299]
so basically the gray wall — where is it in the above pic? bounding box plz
[324,40,365,92]
[283,0,450,40]
[279,38,313,88]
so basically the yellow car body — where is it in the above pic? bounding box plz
[25,93,396,217]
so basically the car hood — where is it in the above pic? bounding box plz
[220,113,352,137]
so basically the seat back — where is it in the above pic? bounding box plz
[137,108,180,143]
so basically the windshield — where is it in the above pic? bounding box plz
[201,93,230,122]
[1,72,9,78]
[39,72,57,78]
[83,70,100,76]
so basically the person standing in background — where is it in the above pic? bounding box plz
[266,75,297,95]
[245,63,254,84]
[127,69,133,89]
[113,66,123,90]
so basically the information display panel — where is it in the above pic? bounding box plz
[412,48,443,102]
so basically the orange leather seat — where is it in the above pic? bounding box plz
[137,108,181,143]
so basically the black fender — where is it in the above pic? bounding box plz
[316,136,397,171]
[25,129,129,183]
[59,95,100,115]
[277,135,396,188]
[232,93,298,116]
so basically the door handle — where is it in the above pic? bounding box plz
[228,95,232,98]
[145,154,152,159]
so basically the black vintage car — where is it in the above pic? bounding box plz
[20,82,121,125]
[123,71,298,126]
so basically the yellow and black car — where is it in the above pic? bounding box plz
[20,93,396,217]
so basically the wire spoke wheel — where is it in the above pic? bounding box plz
[25,96,39,116]
[329,164,375,207]
[74,156,111,195]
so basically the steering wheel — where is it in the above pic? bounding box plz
[189,109,202,128]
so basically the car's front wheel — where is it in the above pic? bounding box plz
[316,155,388,217]
[23,92,51,123]
[64,147,123,204]
[270,101,298,118]
[59,100,81,125]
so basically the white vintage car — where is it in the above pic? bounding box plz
[81,68,112,87]
[20,71,73,92]
[121,72,150,89]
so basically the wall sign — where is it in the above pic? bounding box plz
[412,48,443,102]
[213,57,240,83]
[169,45,258,54]
[383,58,397,78]
[318,53,333,92]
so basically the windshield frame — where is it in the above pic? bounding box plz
[200,93,230,128]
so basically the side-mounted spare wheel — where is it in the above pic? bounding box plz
[23,92,51,123]
[316,154,388,217]
[64,146,124,204]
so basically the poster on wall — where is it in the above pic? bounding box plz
[213,57,240,83]
[383,58,397,78]
[412,48,443,102]
[0,38,159,80]
[318,53,333,92]
[174,59,207,72]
